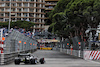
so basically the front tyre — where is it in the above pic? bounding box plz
[39,58,45,64]
[14,59,20,65]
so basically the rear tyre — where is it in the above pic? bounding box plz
[14,59,20,65]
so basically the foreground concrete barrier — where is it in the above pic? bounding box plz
[83,50,100,60]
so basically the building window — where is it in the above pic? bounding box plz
[12,8,15,11]
[6,0,10,1]
[6,3,10,6]
[5,13,9,16]
[0,14,4,16]
[17,13,21,16]
[18,0,22,1]
[12,4,16,6]
[1,9,4,11]
[19,3,21,6]
[30,4,34,7]
[31,0,34,1]
[23,18,27,20]
[1,0,4,1]
[0,18,3,21]
[17,18,21,20]
[26,0,29,1]
[36,0,38,2]
[29,9,34,12]
[24,8,28,12]
[19,9,21,11]
[24,3,28,7]
[36,9,38,12]
[5,19,9,21]
[12,0,16,1]
[24,13,27,17]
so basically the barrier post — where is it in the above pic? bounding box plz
[0,29,3,53]
[70,45,73,55]
[18,41,21,53]
[78,42,81,57]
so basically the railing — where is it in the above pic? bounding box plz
[53,48,83,59]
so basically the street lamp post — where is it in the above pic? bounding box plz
[8,0,11,31]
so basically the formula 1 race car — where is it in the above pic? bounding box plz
[14,53,45,65]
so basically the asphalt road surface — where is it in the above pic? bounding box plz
[1,50,100,67]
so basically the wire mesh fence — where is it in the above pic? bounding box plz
[3,30,37,53]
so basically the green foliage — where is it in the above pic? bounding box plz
[0,21,34,31]
[0,22,8,28]
[48,0,100,38]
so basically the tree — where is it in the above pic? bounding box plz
[0,21,35,31]
[48,0,71,24]
[48,0,100,39]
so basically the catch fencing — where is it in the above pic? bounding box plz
[4,30,37,53]
[53,36,85,58]
[0,29,37,65]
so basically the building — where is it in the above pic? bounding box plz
[45,0,59,12]
[0,0,59,31]
[45,0,59,18]
[0,0,45,31]
[44,0,59,27]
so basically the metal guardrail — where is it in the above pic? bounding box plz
[53,36,85,58]
[53,47,83,58]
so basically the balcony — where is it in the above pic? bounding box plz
[0,19,3,22]
[23,9,28,12]
[11,4,16,7]
[11,13,15,15]
[0,9,4,12]
[45,0,59,1]
[12,20,16,22]
[45,3,56,6]
[30,4,34,7]
[45,8,53,10]
[34,22,45,24]
[29,10,34,12]
[18,0,22,1]
[11,0,16,1]
[33,26,44,29]
[17,15,21,17]
[0,4,5,7]
[45,17,49,19]
[23,4,28,7]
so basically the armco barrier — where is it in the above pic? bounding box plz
[53,47,83,58]
[0,49,37,65]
